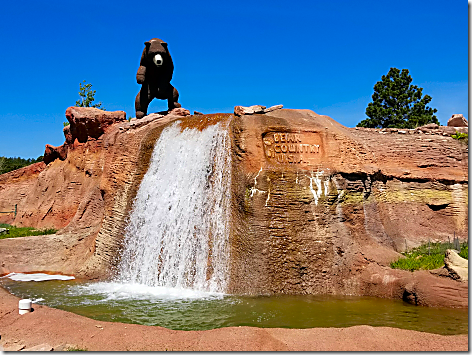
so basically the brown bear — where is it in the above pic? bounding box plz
[135,38,181,119]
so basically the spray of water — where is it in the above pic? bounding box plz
[115,122,232,294]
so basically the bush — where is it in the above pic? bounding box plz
[459,244,468,259]
[451,132,468,145]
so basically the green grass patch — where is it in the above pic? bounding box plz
[390,241,468,271]
[0,223,57,240]
[451,132,468,145]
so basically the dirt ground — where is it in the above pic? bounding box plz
[0,287,467,352]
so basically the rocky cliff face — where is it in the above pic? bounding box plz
[0,108,467,306]
[227,109,467,302]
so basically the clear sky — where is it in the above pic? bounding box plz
[0,0,468,158]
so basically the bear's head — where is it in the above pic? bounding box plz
[145,38,169,68]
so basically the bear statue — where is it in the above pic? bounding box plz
[135,38,181,119]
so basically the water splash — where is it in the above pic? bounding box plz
[116,122,232,294]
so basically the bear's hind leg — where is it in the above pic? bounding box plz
[167,85,181,110]
[135,86,150,119]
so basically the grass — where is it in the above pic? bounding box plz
[0,223,57,240]
[459,244,468,259]
[390,241,468,271]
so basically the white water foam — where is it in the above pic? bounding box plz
[115,122,232,295]
[70,282,224,301]
[3,273,75,282]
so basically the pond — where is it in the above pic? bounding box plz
[0,276,467,335]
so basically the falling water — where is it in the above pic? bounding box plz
[116,121,232,293]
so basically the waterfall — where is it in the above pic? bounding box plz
[116,121,232,294]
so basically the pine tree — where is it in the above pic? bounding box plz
[357,68,438,129]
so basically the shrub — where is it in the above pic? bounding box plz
[451,132,468,145]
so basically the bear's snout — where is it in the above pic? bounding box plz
[153,54,163,66]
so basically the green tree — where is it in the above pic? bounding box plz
[75,80,104,109]
[357,68,439,129]
[0,156,44,175]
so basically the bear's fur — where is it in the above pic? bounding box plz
[135,38,181,119]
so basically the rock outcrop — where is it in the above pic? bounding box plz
[447,114,468,127]
[0,107,468,307]
[43,107,127,165]
[444,249,468,282]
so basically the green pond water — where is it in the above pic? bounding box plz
[1,278,468,335]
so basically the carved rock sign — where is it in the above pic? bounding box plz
[262,131,323,165]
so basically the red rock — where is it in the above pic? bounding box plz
[168,107,190,116]
[447,114,468,127]
[43,144,68,165]
[234,105,266,116]
[63,125,73,145]
[65,107,126,143]
[417,123,439,130]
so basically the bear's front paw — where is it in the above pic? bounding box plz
[136,75,145,84]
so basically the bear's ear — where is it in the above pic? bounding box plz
[161,42,168,50]
[144,41,151,47]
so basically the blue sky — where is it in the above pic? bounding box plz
[0,0,468,158]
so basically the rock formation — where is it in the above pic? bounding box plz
[447,114,468,127]
[0,106,468,307]
[444,249,468,282]
[43,107,127,165]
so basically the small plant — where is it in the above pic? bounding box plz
[459,244,468,259]
[63,121,70,127]
[0,223,57,240]
[451,132,468,145]
[75,80,104,109]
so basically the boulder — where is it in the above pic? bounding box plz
[444,249,468,282]
[263,104,284,113]
[447,114,468,127]
[65,107,126,143]
[43,144,68,165]
[234,105,266,116]
[168,107,190,117]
